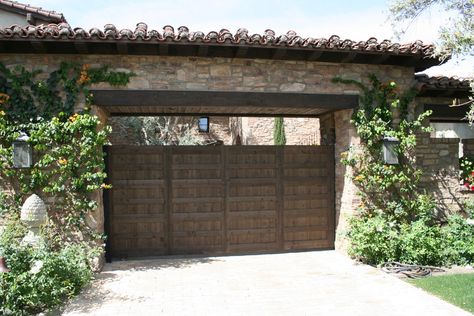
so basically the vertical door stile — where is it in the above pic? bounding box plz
[164,147,173,254]
[222,146,229,253]
[276,146,284,249]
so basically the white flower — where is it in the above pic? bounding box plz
[466,219,474,225]
[30,260,44,274]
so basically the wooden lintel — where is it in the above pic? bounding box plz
[272,48,287,60]
[74,42,88,54]
[116,43,128,55]
[235,46,248,58]
[402,56,419,66]
[30,41,47,53]
[341,52,357,63]
[307,50,323,61]
[108,112,322,118]
[91,89,359,110]
[197,45,209,57]
[159,44,169,55]
[371,54,391,64]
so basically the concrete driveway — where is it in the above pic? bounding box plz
[61,251,471,316]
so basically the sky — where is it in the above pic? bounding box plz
[22,0,474,77]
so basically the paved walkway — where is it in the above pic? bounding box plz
[61,251,471,316]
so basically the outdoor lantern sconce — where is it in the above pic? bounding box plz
[383,136,400,165]
[13,132,32,168]
[198,117,209,133]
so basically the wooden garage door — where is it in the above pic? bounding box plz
[106,146,334,258]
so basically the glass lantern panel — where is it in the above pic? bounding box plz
[13,142,32,168]
[198,117,209,133]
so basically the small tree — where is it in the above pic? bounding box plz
[388,0,474,121]
[273,117,286,145]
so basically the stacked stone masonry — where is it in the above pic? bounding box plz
[1,53,467,252]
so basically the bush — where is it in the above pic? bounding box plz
[441,215,474,265]
[348,214,400,264]
[348,213,474,267]
[398,219,444,265]
[0,221,93,315]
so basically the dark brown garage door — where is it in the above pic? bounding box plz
[106,146,335,258]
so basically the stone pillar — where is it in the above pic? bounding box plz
[90,105,110,270]
[334,109,360,251]
[91,105,110,129]
[319,112,335,145]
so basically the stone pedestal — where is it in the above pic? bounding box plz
[20,194,47,247]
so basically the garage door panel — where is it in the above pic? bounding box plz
[228,168,276,178]
[112,169,164,180]
[173,201,224,213]
[108,145,335,258]
[173,185,224,198]
[172,168,221,179]
[172,218,223,232]
[229,183,277,197]
[112,203,166,215]
[284,183,330,195]
[284,213,328,227]
[113,154,164,165]
[113,187,164,199]
[172,153,221,165]
[284,198,330,209]
[228,228,277,245]
[284,240,333,250]
[228,213,277,230]
[229,200,276,212]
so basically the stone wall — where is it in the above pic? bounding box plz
[333,109,360,251]
[0,55,415,99]
[107,116,236,145]
[462,139,474,156]
[416,135,463,215]
[0,53,417,256]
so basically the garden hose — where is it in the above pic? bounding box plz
[381,262,445,278]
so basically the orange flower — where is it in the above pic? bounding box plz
[69,113,79,122]
[0,93,10,105]
[76,64,90,85]
[58,158,68,165]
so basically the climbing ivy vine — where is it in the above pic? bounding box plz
[0,62,134,248]
[0,62,133,124]
[334,75,474,266]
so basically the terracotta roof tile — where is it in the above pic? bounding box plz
[0,22,435,56]
[415,74,472,90]
[0,0,66,23]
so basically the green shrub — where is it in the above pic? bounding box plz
[441,215,474,265]
[348,214,400,264]
[0,220,93,315]
[398,220,444,266]
[348,214,474,267]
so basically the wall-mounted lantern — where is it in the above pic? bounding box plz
[198,117,209,133]
[13,132,32,168]
[383,136,400,165]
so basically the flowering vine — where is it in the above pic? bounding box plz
[0,62,133,249]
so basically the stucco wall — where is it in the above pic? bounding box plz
[0,10,26,27]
